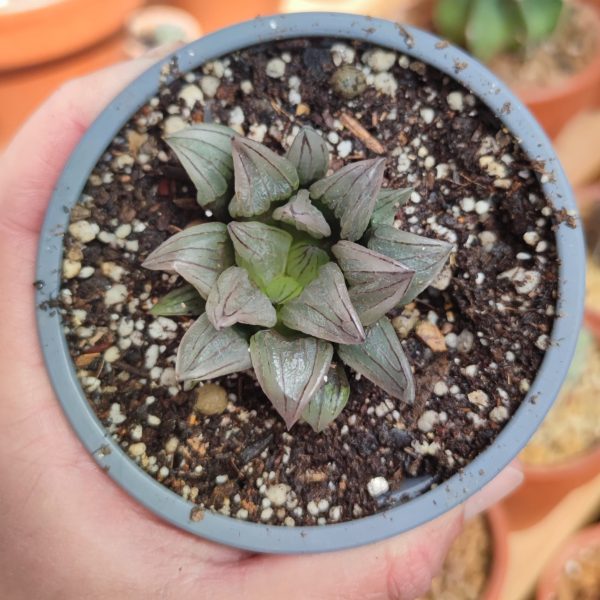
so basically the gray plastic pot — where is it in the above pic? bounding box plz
[35,13,585,554]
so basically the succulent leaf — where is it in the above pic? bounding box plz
[310,158,386,241]
[286,242,330,287]
[227,221,293,288]
[466,0,519,61]
[516,0,562,43]
[332,241,415,326]
[164,123,237,207]
[368,224,453,303]
[371,187,412,226]
[205,266,277,330]
[176,313,251,381]
[433,0,472,45]
[142,223,234,298]
[250,330,333,429]
[279,262,365,344]
[150,284,205,317]
[337,317,415,403]
[264,275,303,304]
[302,362,350,432]
[229,137,299,218]
[272,189,332,239]
[286,126,330,186]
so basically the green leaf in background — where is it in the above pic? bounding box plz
[264,275,303,304]
[368,224,453,304]
[250,331,333,429]
[164,123,237,207]
[332,241,415,326]
[205,266,277,330]
[141,222,234,298]
[279,263,365,344]
[176,313,251,381]
[310,158,386,241]
[516,0,563,44]
[286,242,330,287]
[272,189,332,239]
[286,126,330,186]
[227,221,293,288]
[337,317,415,403]
[371,187,412,226]
[229,137,299,218]
[433,0,472,45]
[302,362,350,432]
[466,0,519,61]
[149,284,205,317]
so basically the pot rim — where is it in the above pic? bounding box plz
[35,12,586,553]
[537,523,600,600]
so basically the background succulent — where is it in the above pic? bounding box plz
[434,0,563,62]
[143,124,452,431]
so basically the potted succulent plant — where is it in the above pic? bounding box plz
[36,13,585,553]
[433,0,600,137]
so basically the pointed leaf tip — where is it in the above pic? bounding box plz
[227,221,293,288]
[206,266,277,330]
[332,241,415,326]
[338,317,415,403]
[164,123,237,207]
[368,225,453,304]
[310,157,386,241]
[142,222,234,299]
[302,362,350,432]
[279,262,365,344]
[250,331,333,429]
[229,137,299,218]
[286,127,330,186]
[150,284,205,317]
[176,313,251,381]
[371,187,412,226]
[272,189,332,239]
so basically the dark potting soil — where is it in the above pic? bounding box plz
[58,38,561,526]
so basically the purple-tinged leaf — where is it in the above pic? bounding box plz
[164,123,237,207]
[332,241,415,326]
[272,189,332,239]
[286,242,330,287]
[205,267,277,330]
[302,362,350,432]
[371,187,412,226]
[309,158,385,241]
[250,331,333,429]
[264,275,303,304]
[227,221,293,288]
[142,223,234,298]
[337,317,415,403]
[176,313,251,381]
[279,263,365,344]
[228,137,299,218]
[286,127,329,186]
[368,224,453,303]
[150,284,205,317]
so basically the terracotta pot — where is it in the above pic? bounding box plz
[514,3,600,138]
[484,505,510,600]
[0,0,142,70]
[537,524,600,600]
[165,0,281,32]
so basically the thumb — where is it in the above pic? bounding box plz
[0,47,177,237]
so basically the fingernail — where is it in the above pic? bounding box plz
[464,463,523,520]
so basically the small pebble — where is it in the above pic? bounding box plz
[68,220,99,243]
[104,284,128,306]
[367,476,389,497]
[265,484,290,507]
[364,48,396,72]
[62,259,81,279]
[178,84,203,108]
[162,116,187,135]
[468,390,489,408]
[130,424,143,441]
[373,72,398,96]
[490,406,509,423]
[418,410,439,433]
[447,91,464,111]
[420,107,435,124]
[260,507,274,521]
[194,383,228,416]
[337,140,352,158]
[266,57,286,79]
[433,381,448,396]
[200,75,220,98]
[128,442,146,457]
[416,321,446,352]
[331,65,367,99]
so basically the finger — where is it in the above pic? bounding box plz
[0,47,176,237]
[220,510,463,600]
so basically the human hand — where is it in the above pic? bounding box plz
[0,55,523,600]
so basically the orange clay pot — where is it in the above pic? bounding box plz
[484,505,510,600]
[537,524,600,600]
[515,3,600,138]
[0,0,142,70]
[165,0,281,33]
